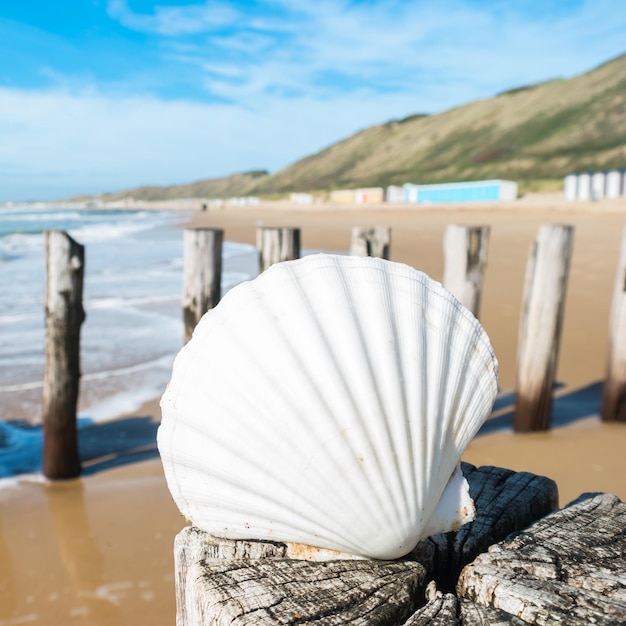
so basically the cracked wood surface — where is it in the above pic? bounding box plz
[179,548,425,625]
[402,590,528,625]
[458,492,626,625]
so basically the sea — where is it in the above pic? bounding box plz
[0,205,259,437]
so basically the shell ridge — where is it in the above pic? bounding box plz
[175,462,366,553]
[383,268,416,526]
[308,259,404,532]
[426,286,497,527]
[273,261,389,528]
[231,272,381,531]
[443,317,498,449]
[172,274,382,544]
[336,261,408,530]
[422,281,450,527]
[273,258,415,552]
[434,296,471,514]
[257,260,394,533]
[386,265,426,528]
[168,399,371,553]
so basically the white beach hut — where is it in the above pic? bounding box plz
[386,185,405,203]
[591,171,606,200]
[403,183,419,203]
[564,174,578,201]
[606,170,622,199]
[577,172,591,201]
[290,193,314,205]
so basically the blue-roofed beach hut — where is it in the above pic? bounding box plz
[412,179,517,203]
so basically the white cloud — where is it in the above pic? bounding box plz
[110,0,626,107]
[107,0,238,36]
[0,86,422,201]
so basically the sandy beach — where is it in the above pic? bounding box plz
[1,195,626,625]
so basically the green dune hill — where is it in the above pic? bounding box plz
[86,53,626,201]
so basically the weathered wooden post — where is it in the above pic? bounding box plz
[256,227,300,273]
[183,228,223,343]
[350,225,391,259]
[442,224,490,319]
[514,224,574,432]
[602,225,626,422]
[43,230,85,479]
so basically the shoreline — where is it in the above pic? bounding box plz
[5,191,626,214]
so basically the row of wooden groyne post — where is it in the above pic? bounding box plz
[41,221,626,479]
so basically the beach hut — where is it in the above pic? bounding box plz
[330,189,356,204]
[403,183,419,203]
[355,187,384,204]
[385,186,405,204]
[564,174,578,201]
[414,179,518,203]
[290,193,314,205]
[605,170,622,199]
[591,171,606,200]
[577,172,591,201]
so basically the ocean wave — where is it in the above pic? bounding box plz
[223,241,256,257]
[0,210,84,223]
[0,312,41,324]
[85,294,180,309]
[0,354,175,393]
[0,207,185,251]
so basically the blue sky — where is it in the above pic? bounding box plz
[1,0,625,201]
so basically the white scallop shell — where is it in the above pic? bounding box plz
[158,254,498,560]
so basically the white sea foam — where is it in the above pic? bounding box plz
[0,476,20,491]
[86,295,180,310]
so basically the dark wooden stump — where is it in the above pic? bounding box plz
[412,463,558,592]
[405,590,530,625]
[403,587,459,625]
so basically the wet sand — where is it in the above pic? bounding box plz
[2,196,626,625]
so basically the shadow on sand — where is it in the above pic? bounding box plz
[79,416,160,476]
[478,381,603,436]
[0,415,160,479]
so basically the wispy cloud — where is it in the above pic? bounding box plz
[0,85,419,200]
[107,0,239,36]
[104,0,626,105]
